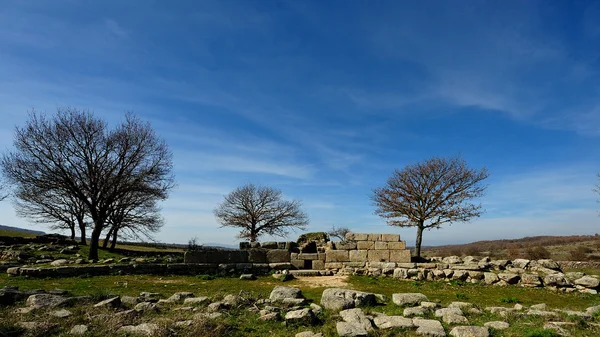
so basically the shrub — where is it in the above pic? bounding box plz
[569,246,590,261]
[188,237,202,252]
[522,329,561,337]
[525,246,551,260]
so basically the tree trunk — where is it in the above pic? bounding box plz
[110,228,118,250]
[415,225,424,259]
[88,227,102,261]
[103,226,114,248]
[77,218,87,245]
[69,225,75,240]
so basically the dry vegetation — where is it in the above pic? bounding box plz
[421,235,600,261]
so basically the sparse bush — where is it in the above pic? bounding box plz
[570,246,590,261]
[328,225,351,242]
[464,246,479,256]
[188,237,202,252]
[507,246,521,259]
[525,246,551,260]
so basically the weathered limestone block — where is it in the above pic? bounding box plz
[368,250,389,262]
[367,233,381,241]
[325,262,343,269]
[357,241,375,250]
[521,274,542,287]
[318,253,326,261]
[247,249,267,263]
[291,259,305,269]
[346,233,368,241]
[312,260,325,270]
[299,253,319,260]
[484,272,499,284]
[498,273,520,284]
[390,250,411,263]
[374,242,389,250]
[349,250,368,262]
[388,242,406,250]
[393,268,408,279]
[574,276,600,288]
[266,250,291,263]
[343,262,366,268]
[335,241,357,250]
[326,250,349,263]
[380,234,401,242]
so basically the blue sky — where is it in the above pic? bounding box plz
[0,0,599,247]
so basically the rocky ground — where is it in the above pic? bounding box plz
[1,278,600,337]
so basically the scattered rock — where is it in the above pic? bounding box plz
[285,308,315,325]
[404,306,429,317]
[17,321,59,332]
[93,296,121,308]
[295,331,324,337]
[117,323,162,336]
[530,303,547,310]
[184,296,210,306]
[336,321,369,337]
[26,294,69,308]
[166,292,194,303]
[413,318,446,337]
[449,326,489,337]
[484,321,510,330]
[134,301,159,312]
[240,274,256,280]
[339,308,373,332]
[392,293,429,306]
[443,313,468,324]
[320,288,376,311]
[373,315,414,329]
[51,259,69,266]
[70,324,89,335]
[51,309,72,318]
[574,276,600,288]
[435,308,463,317]
[270,286,303,301]
[121,296,139,306]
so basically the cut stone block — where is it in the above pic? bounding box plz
[357,241,375,250]
[325,262,343,269]
[312,260,325,270]
[380,234,401,242]
[349,250,368,262]
[299,253,319,260]
[335,241,357,250]
[266,250,291,263]
[390,250,411,263]
[388,242,406,250]
[368,250,389,262]
[367,233,381,241]
[374,242,389,250]
[326,250,349,262]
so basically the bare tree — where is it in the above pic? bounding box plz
[372,155,489,258]
[13,185,89,243]
[1,108,174,260]
[328,225,351,242]
[102,195,164,249]
[214,184,309,242]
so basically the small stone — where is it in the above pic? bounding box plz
[373,315,414,329]
[117,323,161,336]
[269,286,303,301]
[435,308,463,317]
[484,321,509,330]
[413,318,446,337]
[285,308,315,325]
[240,274,256,280]
[530,303,547,310]
[260,312,280,321]
[449,326,489,337]
[404,306,429,317]
[295,331,324,337]
[336,321,368,337]
[51,309,72,318]
[134,302,158,312]
[70,324,89,335]
[184,296,210,306]
[94,296,121,308]
[443,313,469,324]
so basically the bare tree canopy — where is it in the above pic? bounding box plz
[328,225,351,242]
[1,108,175,260]
[372,155,489,258]
[0,181,8,202]
[214,184,309,242]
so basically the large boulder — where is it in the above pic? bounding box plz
[339,308,373,332]
[320,288,377,311]
[284,308,315,326]
[449,326,489,337]
[574,276,600,288]
[413,318,446,337]
[26,294,69,308]
[269,286,303,301]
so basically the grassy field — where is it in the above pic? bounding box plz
[1,273,599,336]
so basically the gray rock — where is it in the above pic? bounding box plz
[413,318,446,337]
[70,324,89,335]
[269,286,303,301]
[497,273,520,284]
[336,321,369,337]
[259,312,280,321]
[544,274,570,287]
[530,303,547,310]
[240,274,256,280]
[139,292,161,301]
[557,309,592,320]
[443,313,468,324]
[193,312,222,320]
[310,303,323,316]
[282,298,307,306]
[206,301,228,312]
[565,272,585,280]
[484,321,509,330]
[483,273,499,284]
[520,274,542,287]
[526,309,560,319]
[51,259,69,266]
[25,294,69,308]
[511,259,530,269]
[184,296,210,306]
[537,259,560,270]
[17,321,59,332]
[166,292,194,303]
[339,308,373,332]
[574,276,600,288]
[50,309,72,318]
[392,293,429,306]
[285,308,315,325]
[121,296,139,306]
[404,306,429,317]
[94,296,121,308]
[443,256,463,264]
[449,302,473,310]
[223,294,241,306]
[373,315,414,329]
[134,301,158,312]
[449,326,489,337]
[320,288,376,311]
[485,307,514,317]
[435,308,463,317]
[117,323,161,336]
[586,305,600,315]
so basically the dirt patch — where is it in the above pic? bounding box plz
[293,275,350,288]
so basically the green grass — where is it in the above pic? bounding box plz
[2,274,600,336]
[0,229,39,237]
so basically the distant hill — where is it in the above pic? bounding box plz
[0,224,45,236]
